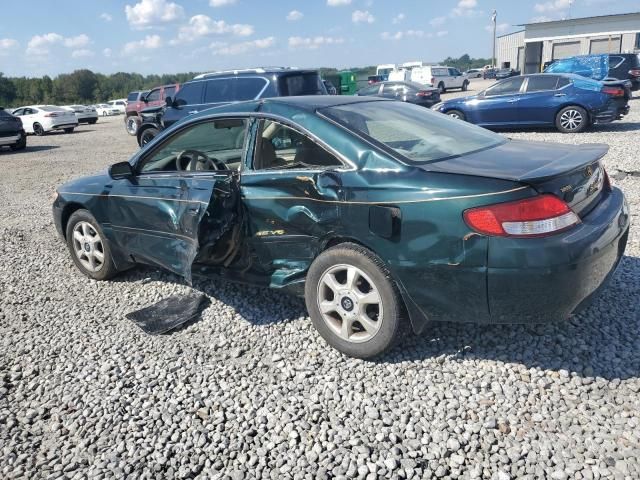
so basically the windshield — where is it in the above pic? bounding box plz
[40,106,63,112]
[320,101,505,163]
[127,92,140,101]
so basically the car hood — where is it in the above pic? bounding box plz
[421,139,608,183]
[441,94,478,106]
[59,170,111,194]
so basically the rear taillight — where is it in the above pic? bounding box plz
[430,77,435,84]
[601,86,625,97]
[416,90,432,97]
[44,112,59,117]
[463,194,580,237]
[629,69,640,77]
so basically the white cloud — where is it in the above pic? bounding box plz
[210,0,237,5]
[100,13,113,22]
[288,36,344,49]
[352,10,375,24]
[26,33,91,56]
[125,0,184,29]
[534,0,572,13]
[392,13,405,24]
[0,38,19,55]
[452,0,480,16]
[123,34,163,54]
[71,49,94,58]
[430,16,447,27]
[286,10,303,21]
[103,48,113,57]
[172,14,254,44]
[436,30,448,37]
[327,0,351,6]
[63,34,90,48]
[530,15,553,22]
[381,30,424,41]
[485,23,510,33]
[211,36,275,55]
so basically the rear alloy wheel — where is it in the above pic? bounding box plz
[305,243,405,359]
[64,128,75,134]
[66,210,118,280]
[139,127,159,147]
[126,116,139,135]
[556,106,588,133]
[447,109,466,121]
[33,123,45,136]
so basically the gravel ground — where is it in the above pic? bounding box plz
[1,97,639,480]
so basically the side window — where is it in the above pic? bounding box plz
[235,78,268,101]
[204,79,236,103]
[146,89,161,102]
[13,109,23,116]
[253,120,342,170]
[525,75,559,92]
[140,119,248,173]
[556,77,571,89]
[485,77,525,96]
[175,82,204,106]
[117,101,125,106]
[164,86,176,98]
[609,56,624,69]
[448,68,460,76]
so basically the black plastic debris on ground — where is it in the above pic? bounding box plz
[126,292,209,335]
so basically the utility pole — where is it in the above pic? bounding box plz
[492,10,497,69]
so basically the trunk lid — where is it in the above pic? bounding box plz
[0,111,21,136]
[423,139,608,216]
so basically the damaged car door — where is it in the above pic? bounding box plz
[240,117,347,288]
[105,118,247,278]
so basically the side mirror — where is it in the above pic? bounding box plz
[109,161,134,180]
[165,96,173,107]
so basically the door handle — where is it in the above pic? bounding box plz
[507,98,519,103]
[554,93,566,97]
[188,110,199,115]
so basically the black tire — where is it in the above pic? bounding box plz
[10,135,26,151]
[126,116,139,135]
[33,123,45,136]
[102,111,107,117]
[462,80,469,91]
[65,209,118,281]
[446,109,466,121]
[139,127,159,147]
[438,82,446,94]
[88,119,97,125]
[305,242,405,359]
[555,105,588,133]
[64,128,75,134]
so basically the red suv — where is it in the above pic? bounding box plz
[125,84,179,135]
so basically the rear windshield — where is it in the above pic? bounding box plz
[40,106,62,112]
[320,101,504,163]
[127,92,140,101]
[278,73,325,96]
[0,109,12,118]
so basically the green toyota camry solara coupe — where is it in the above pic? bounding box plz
[53,97,630,358]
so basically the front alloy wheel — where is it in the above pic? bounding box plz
[65,210,118,280]
[305,243,405,359]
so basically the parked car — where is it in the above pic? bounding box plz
[495,68,520,79]
[431,73,630,133]
[356,81,441,107]
[417,66,469,93]
[62,105,98,124]
[53,96,629,358]
[0,108,26,151]
[482,68,497,79]
[136,67,327,147]
[107,99,127,114]
[323,80,338,95]
[11,105,78,135]
[125,85,179,135]
[94,104,120,116]
[545,53,640,91]
[465,68,483,78]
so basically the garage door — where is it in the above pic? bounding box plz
[589,37,621,54]
[552,41,581,60]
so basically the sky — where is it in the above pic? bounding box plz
[0,0,638,77]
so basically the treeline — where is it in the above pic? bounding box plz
[442,54,493,72]
[0,70,199,108]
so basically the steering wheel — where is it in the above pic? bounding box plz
[176,149,225,171]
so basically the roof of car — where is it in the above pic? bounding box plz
[191,68,320,81]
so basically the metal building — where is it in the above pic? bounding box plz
[496,12,640,73]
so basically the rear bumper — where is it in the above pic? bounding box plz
[0,130,24,145]
[50,122,78,130]
[487,187,629,323]
[592,103,630,123]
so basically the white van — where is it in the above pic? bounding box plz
[415,66,469,93]
[388,69,412,82]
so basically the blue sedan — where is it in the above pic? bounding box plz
[432,73,630,133]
